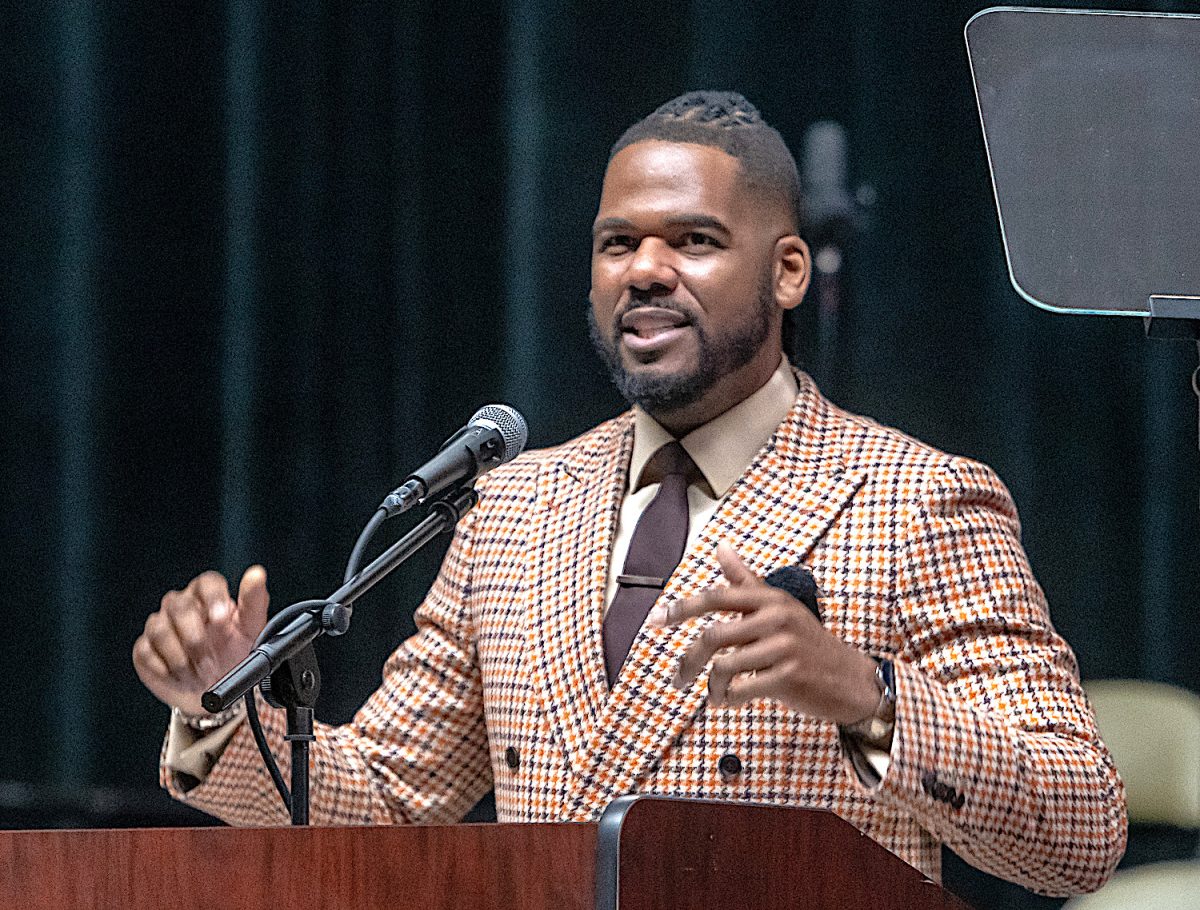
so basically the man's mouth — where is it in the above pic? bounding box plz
[618,307,693,355]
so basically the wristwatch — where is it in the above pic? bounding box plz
[843,657,896,747]
[173,702,244,733]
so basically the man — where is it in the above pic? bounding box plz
[133,92,1126,896]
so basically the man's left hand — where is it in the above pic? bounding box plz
[649,543,881,725]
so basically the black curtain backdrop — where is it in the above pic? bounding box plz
[4,2,1199,905]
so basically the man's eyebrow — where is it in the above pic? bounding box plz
[663,213,730,233]
[591,214,731,234]
[592,217,635,235]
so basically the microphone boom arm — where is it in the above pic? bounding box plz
[203,484,480,714]
[197,402,524,827]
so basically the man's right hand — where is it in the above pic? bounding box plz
[133,566,270,716]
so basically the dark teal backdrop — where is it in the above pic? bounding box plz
[3,1,1198,904]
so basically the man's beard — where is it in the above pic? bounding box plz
[588,275,776,415]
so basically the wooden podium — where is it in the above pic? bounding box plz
[0,796,972,909]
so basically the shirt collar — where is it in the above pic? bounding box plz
[629,358,799,498]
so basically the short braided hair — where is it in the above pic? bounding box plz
[610,90,804,231]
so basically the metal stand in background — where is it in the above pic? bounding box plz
[1144,295,1200,340]
[1145,295,1200,468]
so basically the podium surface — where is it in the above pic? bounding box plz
[1,797,972,909]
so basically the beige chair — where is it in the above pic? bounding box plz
[1064,680,1200,909]
[1062,859,1200,910]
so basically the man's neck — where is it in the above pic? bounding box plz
[647,348,786,437]
[629,357,797,501]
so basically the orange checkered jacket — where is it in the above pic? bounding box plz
[165,372,1126,896]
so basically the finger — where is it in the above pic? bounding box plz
[673,615,773,686]
[132,634,171,683]
[715,542,758,586]
[707,639,792,706]
[162,591,210,660]
[649,584,771,628]
[143,612,201,686]
[721,664,792,708]
[189,571,234,622]
[235,564,269,635]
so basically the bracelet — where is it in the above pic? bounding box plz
[173,701,245,733]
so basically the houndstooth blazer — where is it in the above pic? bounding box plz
[165,371,1127,896]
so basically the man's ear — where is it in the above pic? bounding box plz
[773,235,811,311]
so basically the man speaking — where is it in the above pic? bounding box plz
[133,91,1126,896]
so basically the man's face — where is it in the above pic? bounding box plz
[589,141,796,428]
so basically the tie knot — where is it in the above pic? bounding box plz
[638,441,698,488]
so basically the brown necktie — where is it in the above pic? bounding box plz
[603,441,696,684]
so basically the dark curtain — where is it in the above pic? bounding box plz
[4,1,1198,904]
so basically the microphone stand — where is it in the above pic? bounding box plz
[202,484,480,825]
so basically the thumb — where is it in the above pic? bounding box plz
[715,542,757,586]
[235,564,270,635]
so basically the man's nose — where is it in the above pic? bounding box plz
[625,237,678,294]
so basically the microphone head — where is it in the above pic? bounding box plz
[763,564,821,619]
[469,404,528,464]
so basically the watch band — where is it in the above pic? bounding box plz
[843,657,896,747]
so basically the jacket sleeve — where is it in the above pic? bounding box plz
[162,503,492,826]
[866,455,1127,896]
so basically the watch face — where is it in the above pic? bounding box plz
[878,658,896,704]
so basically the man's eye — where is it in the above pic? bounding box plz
[681,232,719,249]
[599,236,634,253]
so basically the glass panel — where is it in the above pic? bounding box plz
[966,7,1200,316]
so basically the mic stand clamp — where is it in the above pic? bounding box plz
[259,643,321,826]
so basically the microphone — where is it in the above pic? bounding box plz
[381,404,528,517]
[800,119,874,396]
[801,120,858,257]
[764,564,822,620]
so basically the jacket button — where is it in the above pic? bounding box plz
[504,746,519,770]
[921,772,936,795]
[718,753,743,777]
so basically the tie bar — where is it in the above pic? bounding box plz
[617,574,666,589]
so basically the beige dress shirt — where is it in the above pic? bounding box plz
[604,358,799,611]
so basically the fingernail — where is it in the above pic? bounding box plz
[647,606,668,627]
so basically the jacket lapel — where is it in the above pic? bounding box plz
[563,375,866,817]
[524,414,633,778]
